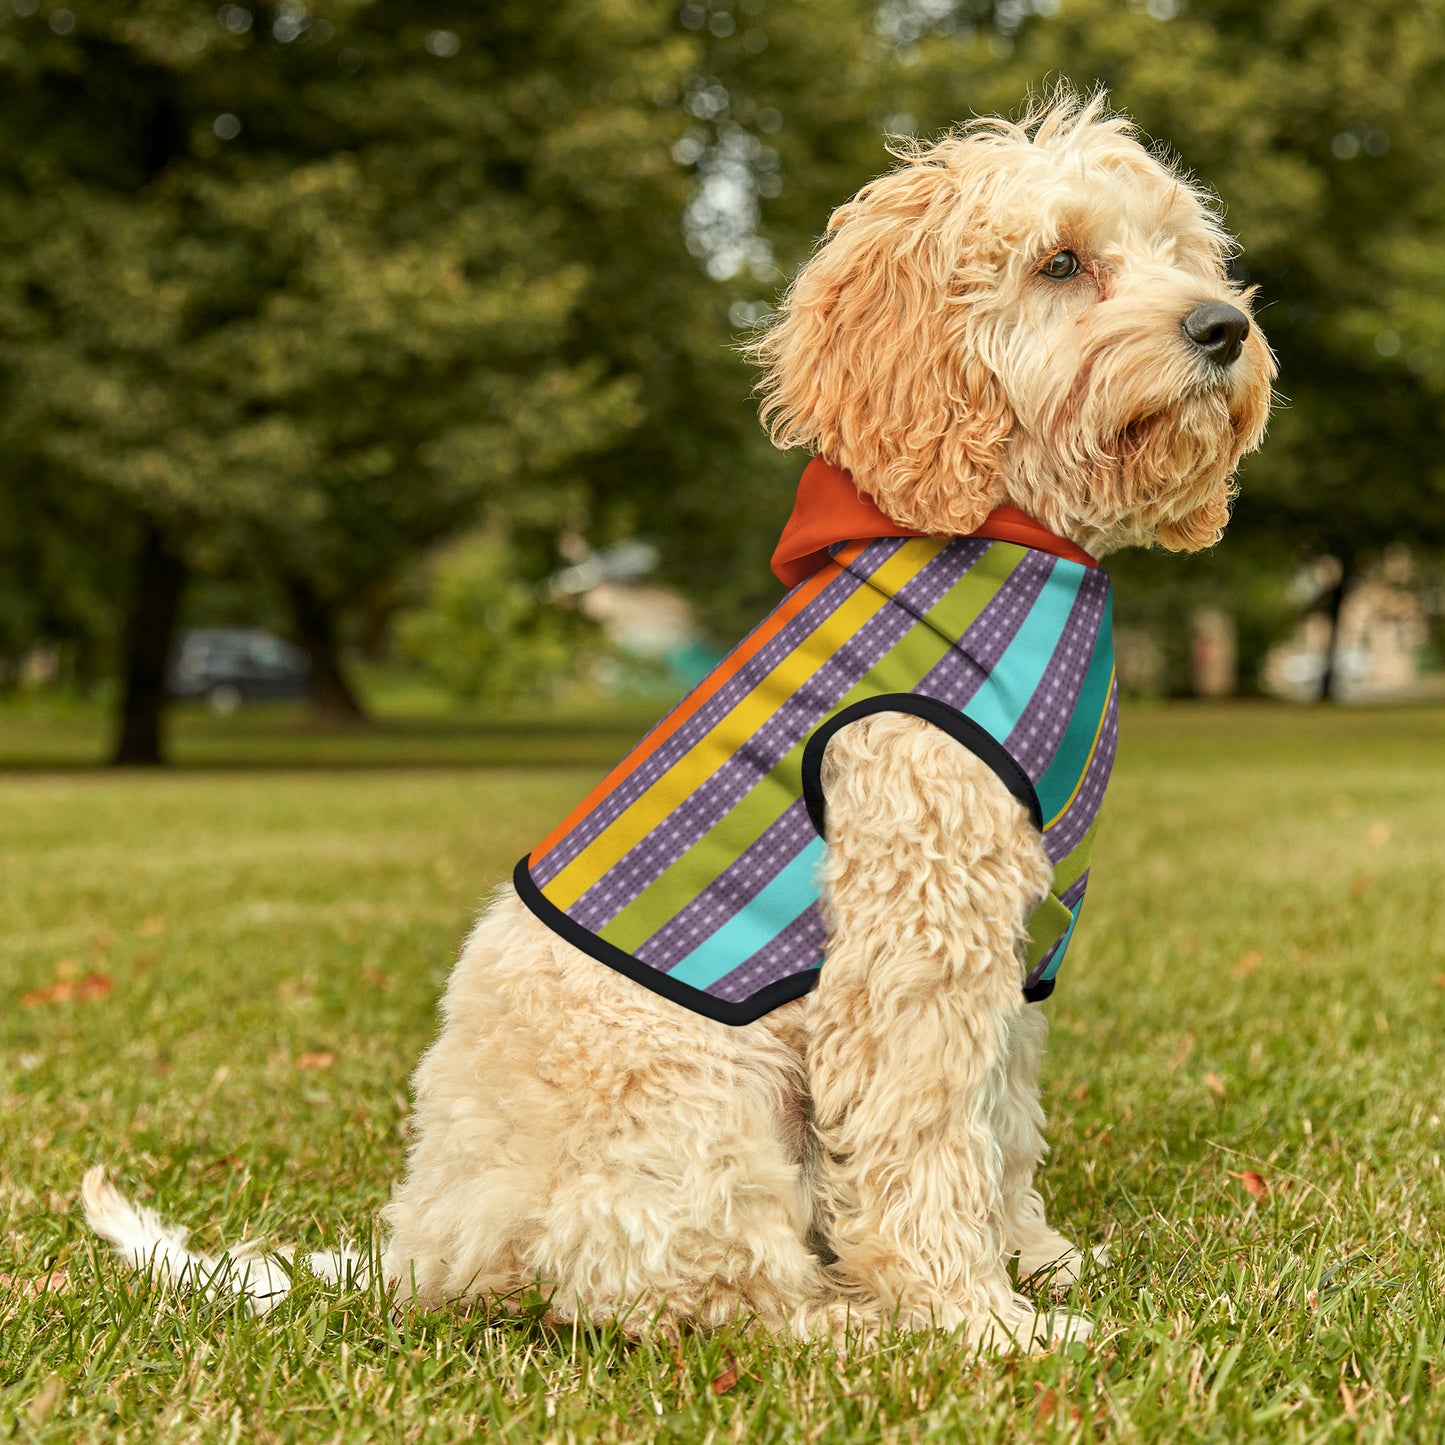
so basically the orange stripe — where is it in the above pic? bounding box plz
[529,552,858,866]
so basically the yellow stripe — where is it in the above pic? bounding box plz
[1042,666,1115,831]
[541,544,938,909]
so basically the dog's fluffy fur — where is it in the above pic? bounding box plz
[86,92,1273,1350]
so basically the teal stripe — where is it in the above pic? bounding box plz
[1034,597,1115,823]
[665,836,825,989]
[1037,897,1084,983]
[962,560,1084,741]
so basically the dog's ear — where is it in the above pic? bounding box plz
[751,148,1012,535]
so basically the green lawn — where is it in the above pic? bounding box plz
[2,702,1443,1442]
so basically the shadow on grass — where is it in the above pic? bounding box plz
[0,700,673,773]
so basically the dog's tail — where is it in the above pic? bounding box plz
[81,1165,368,1315]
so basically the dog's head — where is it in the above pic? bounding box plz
[752,90,1275,555]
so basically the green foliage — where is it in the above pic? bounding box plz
[0,1,685,620]
[5,0,1445,703]
[395,532,600,705]
[2,703,1444,1439]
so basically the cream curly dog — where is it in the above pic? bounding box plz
[85,93,1273,1350]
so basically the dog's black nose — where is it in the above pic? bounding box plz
[1182,302,1250,366]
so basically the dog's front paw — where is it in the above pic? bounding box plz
[970,1296,1093,1353]
[1018,1239,1110,1294]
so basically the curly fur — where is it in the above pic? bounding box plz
[750,91,1273,555]
[85,88,1273,1353]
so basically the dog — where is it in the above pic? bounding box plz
[85,90,1274,1351]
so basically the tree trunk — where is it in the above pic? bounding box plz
[284,573,367,724]
[111,523,187,766]
[1317,554,1355,703]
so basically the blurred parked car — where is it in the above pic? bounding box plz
[169,629,310,712]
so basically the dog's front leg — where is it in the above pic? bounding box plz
[995,1005,1093,1289]
[807,713,1088,1350]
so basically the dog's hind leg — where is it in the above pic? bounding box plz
[806,713,1090,1350]
[383,892,838,1340]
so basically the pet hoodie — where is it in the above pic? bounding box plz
[515,458,1118,1026]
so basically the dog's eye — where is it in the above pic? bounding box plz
[1041,250,1082,280]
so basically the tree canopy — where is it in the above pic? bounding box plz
[1,1,1442,751]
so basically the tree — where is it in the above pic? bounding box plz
[0,0,692,758]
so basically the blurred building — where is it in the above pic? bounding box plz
[1262,548,1441,701]
[547,540,722,693]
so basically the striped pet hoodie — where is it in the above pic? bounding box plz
[515,459,1118,1026]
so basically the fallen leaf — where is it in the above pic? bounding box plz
[361,969,394,991]
[295,1051,334,1072]
[27,1374,64,1423]
[21,973,112,1007]
[1349,875,1372,898]
[1229,1169,1268,1200]
[710,1356,740,1396]
[1433,973,1445,990]
[0,1268,69,1299]
[1204,1071,1227,1098]
[21,982,70,1007]
[1364,822,1391,849]
[138,915,166,937]
[1069,1083,1089,1103]
[1231,950,1263,978]
[1034,1386,1058,1425]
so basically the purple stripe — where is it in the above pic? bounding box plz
[1041,682,1118,863]
[908,548,1056,714]
[1004,571,1110,779]
[565,544,975,930]
[632,800,816,972]
[707,906,826,1004]
[838,537,990,622]
[530,556,878,886]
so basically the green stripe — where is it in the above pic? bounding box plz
[1023,894,1075,970]
[599,543,1026,954]
[1048,819,1098,897]
[1023,821,1100,970]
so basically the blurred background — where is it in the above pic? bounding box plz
[2,0,1444,767]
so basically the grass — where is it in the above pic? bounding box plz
[1,699,1443,1442]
